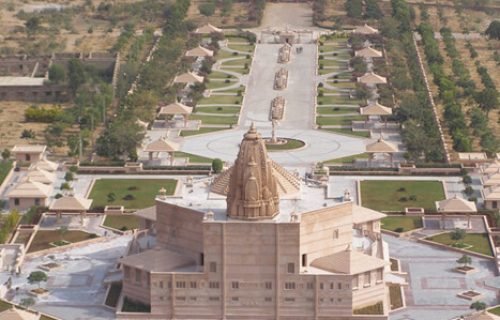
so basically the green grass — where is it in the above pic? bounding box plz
[89,179,177,209]
[318,67,344,75]
[221,58,250,66]
[227,44,254,52]
[317,107,358,115]
[489,306,500,316]
[215,50,240,60]
[325,152,370,164]
[28,230,97,253]
[319,59,344,67]
[266,139,305,151]
[195,106,241,114]
[0,300,11,312]
[360,180,445,212]
[180,127,229,137]
[198,95,242,105]
[206,80,236,90]
[381,216,423,232]
[426,233,493,257]
[323,128,370,138]
[219,67,248,74]
[173,151,213,163]
[226,36,251,43]
[0,160,12,185]
[329,81,356,89]
[190,114,238,125]
[103,215,141,231]
[207,71,236,80]
[318,95,363,105]
[316,115,363,126]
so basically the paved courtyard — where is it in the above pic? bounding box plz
[385,235,499,320]
[181,128,369,166]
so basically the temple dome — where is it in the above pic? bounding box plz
[226,124,280,220]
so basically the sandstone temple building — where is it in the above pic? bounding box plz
[119,125,391,319]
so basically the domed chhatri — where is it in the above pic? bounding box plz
[226,124,280,220]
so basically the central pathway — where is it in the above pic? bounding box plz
[240,43,317,129]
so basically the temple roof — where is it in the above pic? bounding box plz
[143,138,179,153]
[185,46,214,57]
[33,158,58,172]
[436,196,477,213]
[352,205,386,224]
[360,102,392,116]
[158,102,193,116]
[7,179,52,198]
[357,72,387,85]
[311,247,388,274]
[49,196,93,212]
[225,124,281,220]
[194,23,222,34]
[11,145,46,154]
[355,47,383,58]
[353,24,379,35]
[173,72,204,84]
[25,168,56,184]
[120,247,196,272]
[366,137,397,153]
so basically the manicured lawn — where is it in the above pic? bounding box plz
[318,59,344,67]
[426,233,493,257]
[89,179,177,209]
[215,50,240,60]
[28,230,97,253]
[319,45,344,52]
[227,44,254,52]
[360,180,445,212]
[195,106,241,114]
[316,115,363,126]
[323,128,370,138]
[325,152,370,164]
[266,139,305,151]
[207,71,236,80]
[226,36,250,42]
[318,95,363,105]
[103,215,141,231]
[206,80,236,90]
[317,106,358,115]
[330,81,356,89]
[173,151,213,163]
[219,67,248,74]
[318,67,344,75]
[0,160,12,185]
[198,95,242,105]
[180,127,229,137]
[489,306,500,316]
[221,58,250,66]
[190,114,238,125]
[381,216,423,232]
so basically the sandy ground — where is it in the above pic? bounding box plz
[187,1,254,28]
[258,3,314,30]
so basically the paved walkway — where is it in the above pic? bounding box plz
[385,235,498,320]
[182,128,369,167]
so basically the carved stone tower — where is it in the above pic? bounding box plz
[226,124,280,220]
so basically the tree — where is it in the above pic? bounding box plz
[27,271,48,288]
[1,148,10,161]
[451,228,466,241]
[470,301,487,311]
[456,254,472,268]
[68,59,87,96]
[485,20,500,40]
[25,16,40,37]
[476,88,498,115]
[198,2,216,17]
[64,172,74,182]
[212,158,223,173]
[58,226,68,241]
[48,64,66,84]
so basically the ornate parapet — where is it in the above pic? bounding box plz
[278,44,291,63]
[270,96,286,121]
[274,68,288,90]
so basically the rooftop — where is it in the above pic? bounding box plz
[0,77,45,87]
[11,145,47,154]
[120,247,197,272]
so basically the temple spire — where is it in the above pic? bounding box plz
[226,125,280,220]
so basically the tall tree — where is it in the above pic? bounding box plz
[485,20,500,40]
[476,88,498,115]
[25,16,41,38]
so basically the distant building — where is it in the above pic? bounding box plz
[119,125,391,319]
[11,145,46,164]
[0,52,119,102]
